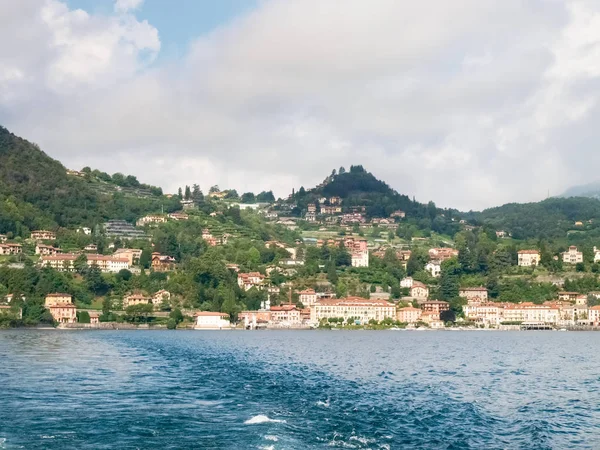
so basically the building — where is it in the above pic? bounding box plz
[152,290,171,306]
[410,281,429,299]
[400,277,414,288]
[168,212,189,221]
[428,248,458,261]
[503,303,559,324]
[45,293,77,324]
[588,306,600,325]
[123,293,151,308]
[517,250,540,267]
[77,227,92,235]
[310,297,396,324]
[104,220,149,240]
[31,230,56,241]
[422,300,450,315]
[84,244,98,252]
[113,248,143,265]
[298,288,318,307]
[351,250,369,268]
[463,303,503,327]
[35,244,61,256]
[425,260,442,277]
[496,231,508,238]
[0,243,22,255]
[239,310,271,329]
[40,253,78,271]
[558,291,579,301]
[136,215,167,227]
[320,205,342,215]
[237,272,265,290]
[307,204,317,213]
[89,312,100,325]
[459,287,489,304]
[390,210,406,219]
[40,253,130,273]
[194,312,230,330]
[269,304,302,325]
[85,254,130,273]
[562,246,583,264]
[0,234,7,243]
[329,196,342,205]
[397,307,422,323]
[151,253,176,272]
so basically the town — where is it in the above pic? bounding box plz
[4,164,600,332]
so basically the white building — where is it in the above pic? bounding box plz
[517,250,540,267]
[351,250,369,268]
[400,277,414,288]
[562,246,583,264]
[40,254,130,273]
[298,289,318,307]
[503,303,559,324]
[410,281,429,299]
[194,312,231,330]
[463,303,503,327]
[425,260,442,277]
[594,247,600,263]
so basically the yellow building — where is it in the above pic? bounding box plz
[311,297,396,324]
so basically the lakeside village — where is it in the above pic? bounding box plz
[3,183,600,331]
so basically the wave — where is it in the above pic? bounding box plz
[244,415,287,425]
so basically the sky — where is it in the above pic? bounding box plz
[2,0,600,211]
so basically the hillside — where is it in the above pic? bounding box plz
[470,197,600,240]
[292,165,453,217]
[0,126,180,235]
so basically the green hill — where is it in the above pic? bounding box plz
[0,126,180,236]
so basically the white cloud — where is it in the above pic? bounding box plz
[114,0,144,14]
[3,0,600,210]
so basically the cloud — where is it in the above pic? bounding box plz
[114,0,144,14]
[3,0,600,210]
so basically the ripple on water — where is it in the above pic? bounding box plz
[2,330,600,449]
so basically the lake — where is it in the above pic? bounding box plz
[0,330,599,449]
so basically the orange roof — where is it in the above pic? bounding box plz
[518,250,539,254]
[46,293,72,297]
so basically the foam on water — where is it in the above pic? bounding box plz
[3,330,600,449]
[245,415,286,425]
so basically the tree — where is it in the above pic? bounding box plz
[74,254,88,275]
[169,308,184,325]
[178,187,183,199]
[327,262,338,285]
[440,309,456,323]
[241,192,256,203]
[77,311,91,323]
[221,289,240,322]
[439,259,461,301]
[339,166,346,174]
[184,186,192,200]
[116,269,132,282]
[576,262,586,272]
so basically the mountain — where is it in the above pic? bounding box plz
[0,126,179,236]
[560,182,600,200]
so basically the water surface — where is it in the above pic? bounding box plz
[0,330,599,449]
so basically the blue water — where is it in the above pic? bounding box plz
[0,330,599,449]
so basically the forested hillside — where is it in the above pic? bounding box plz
[471,197,600,240]
[0,126,180,236]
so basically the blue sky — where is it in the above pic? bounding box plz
[67,0,257,60]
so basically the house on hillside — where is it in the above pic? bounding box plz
[562,246,583,264]
[151,253,176,272]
